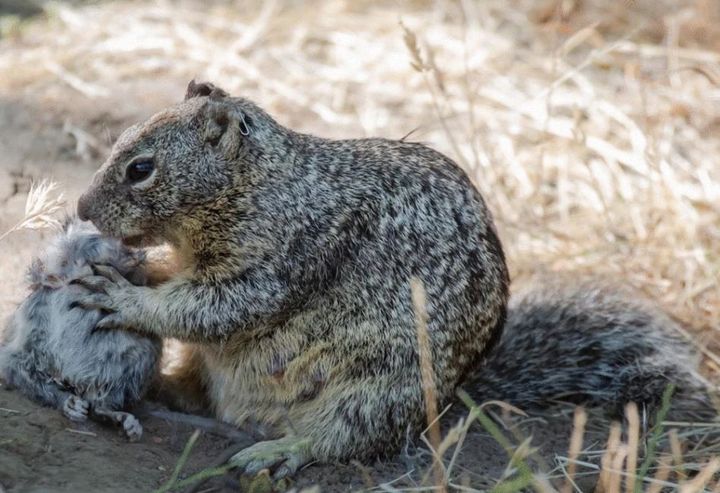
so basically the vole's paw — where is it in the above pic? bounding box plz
[119,412,143,441]
[62,395,89,422]
[92,408,143,441]
[229,436,312,480]
[109,410,143,441]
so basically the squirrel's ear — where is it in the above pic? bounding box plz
[185,79,229,100]
[202,100,251,158]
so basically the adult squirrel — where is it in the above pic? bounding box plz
[75,80,713,477]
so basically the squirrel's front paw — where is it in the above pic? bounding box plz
[70,265,144,331]
[70,292,134,331]
[62,395,89,422]
[71,264,131,295]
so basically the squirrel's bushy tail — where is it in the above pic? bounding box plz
[468,277,717,420]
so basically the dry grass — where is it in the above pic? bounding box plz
[0,180,65,241]
[411,277,446,492]
[1,0,719,491]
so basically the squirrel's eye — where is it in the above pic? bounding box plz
[126,159,154,183]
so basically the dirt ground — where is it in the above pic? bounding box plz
[1,381,605,493]
[1,0,719,491]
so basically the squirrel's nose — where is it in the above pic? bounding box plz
[77,193,93,222]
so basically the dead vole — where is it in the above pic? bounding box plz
[0,217,161,440]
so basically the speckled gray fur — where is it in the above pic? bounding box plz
[0,218,161,440]
[71,81,713,473]
[469,277,713,420]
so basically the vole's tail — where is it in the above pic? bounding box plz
[467,277,717,420]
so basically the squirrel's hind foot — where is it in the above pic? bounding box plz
[229,436,313,480]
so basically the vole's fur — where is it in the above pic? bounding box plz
[0,218,161,440]
[72,81,714,475]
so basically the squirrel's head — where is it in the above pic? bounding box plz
[77,80,292,247]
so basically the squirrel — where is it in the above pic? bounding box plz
[72,80,713,477]
[0,217,162,440]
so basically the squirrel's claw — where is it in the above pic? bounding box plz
[92,264,131,287]
[70,269,142,332]
[94,313,129,331]
[71,265,131,294]
[72,275,113,294]
[72,293,113,312]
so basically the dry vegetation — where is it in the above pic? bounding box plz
[1,0,719,491]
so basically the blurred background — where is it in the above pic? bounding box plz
[0,0,718,367]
